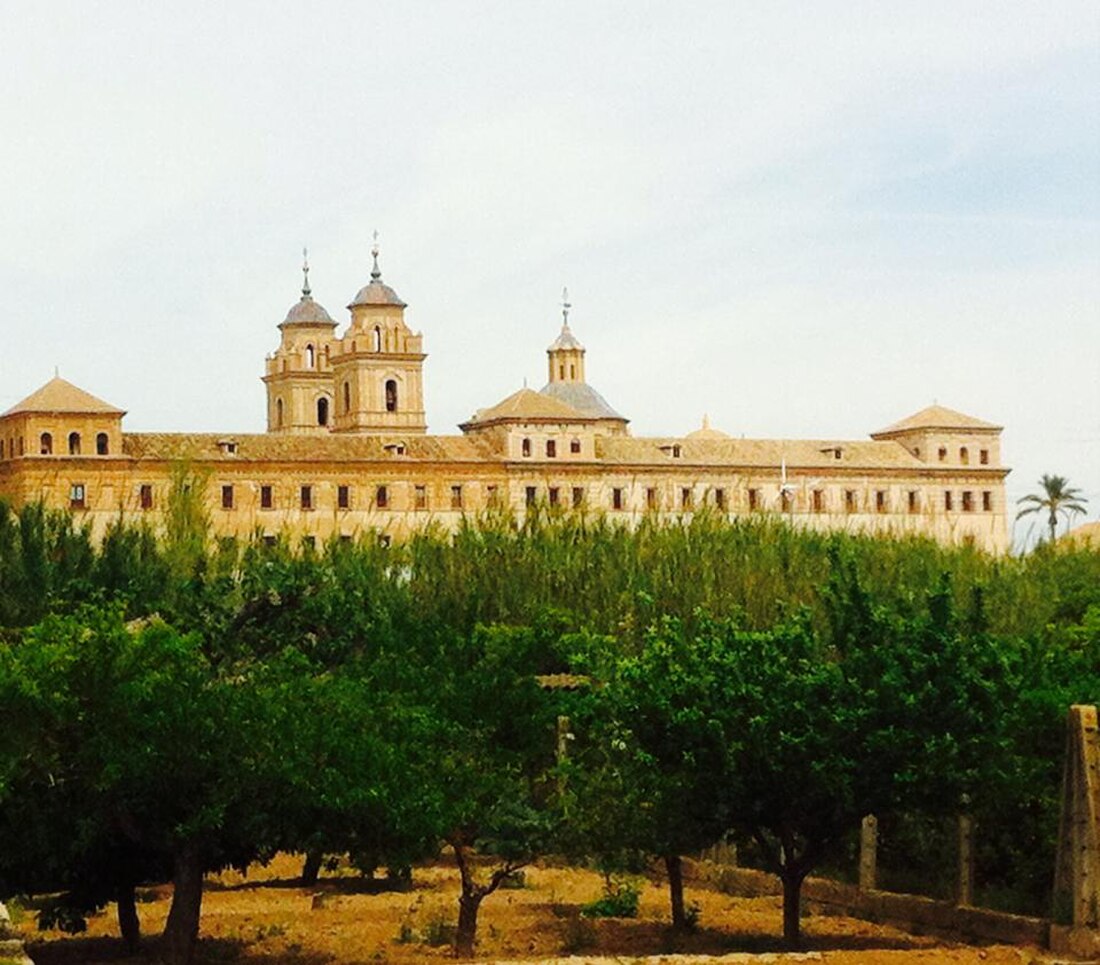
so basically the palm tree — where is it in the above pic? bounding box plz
[1016,474,1088,543]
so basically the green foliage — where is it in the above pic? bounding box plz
[580,875,642,918]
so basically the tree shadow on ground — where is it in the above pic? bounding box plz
[25,935,333,965]
[206,874,414,896]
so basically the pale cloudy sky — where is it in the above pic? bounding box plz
[1,1,1097,544]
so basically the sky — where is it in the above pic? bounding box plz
[1,1,1097,547]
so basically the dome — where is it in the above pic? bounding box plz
[548,321,584,352]
[282,294,335,326]
[686,415,730,440]
[540,381,625,422]
[348,280,407,309]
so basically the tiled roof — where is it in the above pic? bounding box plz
[1063,521,1100,548]
[686,415,730,440]
[348,280,406,309]
[596,436,928,470]
[4,377,124,416]
[547,322,584,352]
[872,404,1001,436]
[463,387,589,427]
[282,294,336,326]
[539,382,626,421]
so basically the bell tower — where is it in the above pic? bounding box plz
[263,252,338,434]
[546,288,586,385]
[330,239,427,435]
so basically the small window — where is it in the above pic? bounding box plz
[343,382,351,414]
[339,534,353,544]
[221,485,234,510]
[569,364,576,379]
[385,379,398,413]
[376,485,388,508]
[572,486,584,509]
[69,483,86,509]
[317,397,329,426]
[303,535,316,550]
[980,449,989,465]
[306,344,315,369]
[548,486,560,507]
[982,490,992,512]
[372,326,382,352]
[140,484,153,510]
[487,485,500,508]
[261,485,273,509]
[301,485,313,510]
[415,485,428,510]
[96,433,108,455]
[570,438,581,454]
[526,486,537,507]
[681,487,693,510]
[845,490,857,513]
[559,364,565,380]
[218,440,238,455]
[522,438,531,457]
[748,488,759,511]
[18,437,23,456]
[913,447,920,459]
[276,399,284,427]
[263,535,277,547]
[40,432,53,455]
[875,490,887,513]
[715,488,727,510]
[338,485,350,509]
[945,491,954,511]
[812,490,824,513]
[612,487,624,510]
[780,490,792,513]
[938,446,947,462]
[672,444,682,458]
[451,485,463,510]
[962,490,973,512]
[546,439,556,458]
[68,432,81,455]
[960,447,969,465]
[378,534,392,548]
[646,487,658,510]
[908,490,919,513]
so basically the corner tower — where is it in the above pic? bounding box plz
[263,253,338,434]
[330,241,427,435]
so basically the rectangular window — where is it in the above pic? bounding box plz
[415,485,427,510]
[376,485,388,508]
[570,438,581,454]
[938,446,948,462]
[70,483,86,509]
[646,487,658,510]
[526,485,537,507]
[221,485,234,510]
[378,534,393,548]
[980,449,989,465]
[548,486,560,507]
[303,535,316,550]
[338,485,350,509]
[908,490,919,513]
[812,490,824,513]
[300,485,313,510]
[962,490,973,512]
[140,484,153,510]
[546,440,557,458]
[261,485,273,509]
[263,535,277,547]
[451,485,463,510]
[681,487,693,510]
[715,488,727,510]
[612,487,624,510]
[339,534,353,544]
[572,486,584,509]
[875,490,886,513]
[982,490,992,512]
[780,491,792,513]
[945,491,954,511]
[487,484,500,507]
[845,490,857,513]
[748,488,759,510]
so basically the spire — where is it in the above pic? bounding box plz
[371,230,381,281]
[301,247,312,298]
[561,286,571,330]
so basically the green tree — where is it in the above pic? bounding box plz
[1017,474,1088,543]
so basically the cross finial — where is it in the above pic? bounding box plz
[301,247,311,298]
[371,230,381,281]
[561,286,571,327]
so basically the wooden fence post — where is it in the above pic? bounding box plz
[859,814,878,891]
[957,814,975,907]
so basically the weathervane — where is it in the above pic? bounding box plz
[301,247,311,297]
[371,230,381,280]
[561,287,571,327]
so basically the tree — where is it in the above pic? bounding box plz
[1017,474,1088,543]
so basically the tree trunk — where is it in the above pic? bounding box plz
[455,890,483,957]
[116,881,140,951]
[161,842,205,965]
[781,870,804,948]
[664,853,686,929]
[300,850,323,886]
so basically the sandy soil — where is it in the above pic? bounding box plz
[15,854,1044,965]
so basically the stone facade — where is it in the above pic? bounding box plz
[0,253,1011,552]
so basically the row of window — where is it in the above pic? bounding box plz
[1,432,111,459]
[272,380,400,429]
[521,437,583,457]
[62,482,997,516]
[922,445,991,466]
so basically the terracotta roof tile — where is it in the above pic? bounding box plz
[4,377,124,416]
[463,387,588,427]
[872,404,1001,436]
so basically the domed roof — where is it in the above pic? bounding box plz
[348,244,406,309]
[548,321,584,352]
[686,414,730,440]
[282,293,335,326]
[540,381,626,422]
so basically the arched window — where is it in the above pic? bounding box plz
[96,432,108,455]
[305,344,315,369]
[40,432,52,455]
[68,432,81,455]
[343,381,351,414]
[546,439,557,458]
[522,438,531,457]
[570,364,576,379]
[275,399,284,428]
[385,379,398,413]
[960,446,969,465]
[373,326,382,352]
[559,364,565,380]
[317,397,329,427]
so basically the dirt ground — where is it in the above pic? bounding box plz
[15,854,1044,965]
